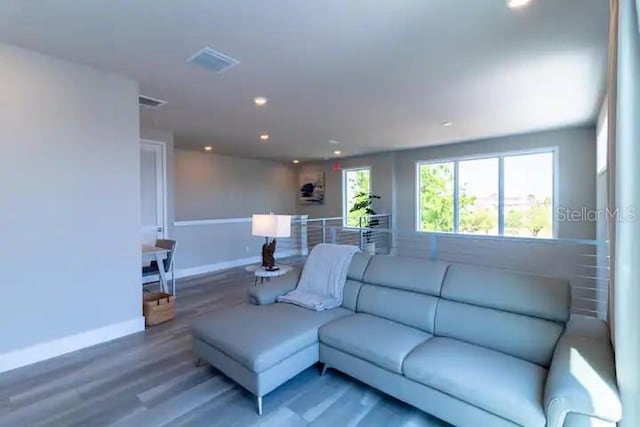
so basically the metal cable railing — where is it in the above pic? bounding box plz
[281,219,609,319]
[179,215,608,319]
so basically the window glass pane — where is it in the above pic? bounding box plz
[458,158,499,235]
[345,168,371,227]
[504,152,554,238]
[418,162,454,232]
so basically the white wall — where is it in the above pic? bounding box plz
[0,43,142,369]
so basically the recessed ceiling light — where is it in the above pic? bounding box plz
[204,146,213,151]
[329,140,341,145]
[259,134,269,141]
[334,150,342,155]
[254,96,268,106]
[293,160,300,164]
[441,121,453,127]
[507,0,531,9]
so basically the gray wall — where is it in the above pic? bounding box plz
[297,126,597,240]
[174,149,296,220]
[172,149,298,270]
[0,44,141,353]
[296,152,395,220]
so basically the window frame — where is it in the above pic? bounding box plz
[342,166,372,228]
[415,147,558,239]
[597,112,608,175]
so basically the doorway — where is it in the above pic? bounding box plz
[140,139,168,245]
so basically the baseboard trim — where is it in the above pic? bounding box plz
[174,250,302,279]
[0,317,145,374]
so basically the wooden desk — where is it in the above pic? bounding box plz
[142,244,170,293]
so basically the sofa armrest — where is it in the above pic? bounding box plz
[247,268,301,305]
[544,315,622,427]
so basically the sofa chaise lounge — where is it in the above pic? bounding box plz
[190,253,621,426]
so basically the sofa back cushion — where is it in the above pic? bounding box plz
[342,280,363,311]
[340,252,371,311]
[435,264,571,367]
[347,252,373,281]
[356,255,449,334]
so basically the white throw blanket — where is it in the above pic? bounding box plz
[277,244,359,311]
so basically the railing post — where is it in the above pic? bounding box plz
[429,234,438,261]
[322,219,326,244]
[359,216,364,250]
[386,214,392,255]
[300,215,309,256]
[330,227,337,244]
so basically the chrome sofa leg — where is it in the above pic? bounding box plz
[256,396,263,415]
[321,364,329,376]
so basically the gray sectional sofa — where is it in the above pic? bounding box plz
[190,253,621,426]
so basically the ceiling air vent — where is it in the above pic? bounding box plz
[187,47,239,74]
[138,95,167,109]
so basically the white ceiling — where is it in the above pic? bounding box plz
[0,0,608,160]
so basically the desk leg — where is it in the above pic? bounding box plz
[155,254,167,293]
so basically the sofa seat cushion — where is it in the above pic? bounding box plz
[403,337,547,427]
[319,313,431,374]
[191,303,351,373]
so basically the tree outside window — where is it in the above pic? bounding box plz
[419,163,454,232]
[344,168,371,227]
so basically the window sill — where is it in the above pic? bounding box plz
[411,230,598,245]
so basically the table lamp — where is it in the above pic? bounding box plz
[252,214,291,271]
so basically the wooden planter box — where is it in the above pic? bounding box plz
[143,292,175,326]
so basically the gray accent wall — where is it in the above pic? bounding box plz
[297,126,597,240]
[174,149,296,220]
[171,149,298,270]
[0,44,141,353]
[295,152,395,221]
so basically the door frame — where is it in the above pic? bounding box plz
[141,138,168,239]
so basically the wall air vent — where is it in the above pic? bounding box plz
[187,47,239,74]
[138,95,167,109]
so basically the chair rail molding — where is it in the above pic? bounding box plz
[174,215,308,227]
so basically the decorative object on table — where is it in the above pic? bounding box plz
[299,171,325,205]
[349,192,381,255]
[252,214,291,270]
[142,292,175,326]
[261,239,276,269]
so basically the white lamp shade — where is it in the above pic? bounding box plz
[252,214,291,238]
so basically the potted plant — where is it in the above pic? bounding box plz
[349,192,381,255]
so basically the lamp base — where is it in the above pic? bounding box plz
[261,237,277,270]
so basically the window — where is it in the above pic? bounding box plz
[343,167,371,227]
[417,150,555,238]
